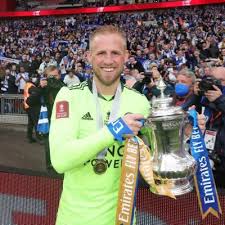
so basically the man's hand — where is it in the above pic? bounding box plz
[122,113,145,136]
[185,106,206,136]
[147,78,156,88]
[205,85,222,102]
[197,113,206,134]
[40,79,47,88]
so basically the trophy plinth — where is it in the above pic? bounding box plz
[146,78,196,196]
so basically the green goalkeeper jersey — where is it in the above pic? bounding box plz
[49,80,150,225]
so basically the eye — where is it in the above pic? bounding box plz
[112,51,121,56]
[97,51,105,56]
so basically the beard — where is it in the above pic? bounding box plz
[93,68,122,87]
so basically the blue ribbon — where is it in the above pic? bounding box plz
[107,117,133,142]
[188,109,221,219]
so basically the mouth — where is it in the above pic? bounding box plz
[101,67,114,72]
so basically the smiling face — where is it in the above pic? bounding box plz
[87,32,128,88]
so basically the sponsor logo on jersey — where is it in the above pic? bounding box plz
[56,101,69,119]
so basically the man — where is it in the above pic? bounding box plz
[49,25,150,225]
[15,66,29,94]
[199,67,225,187]
[127,55,145,73]
[125,68,144,88]
[174,68,200,111]
[41,65,65,119]
[63,69,80,87]
[40,65,65,168]
[19,54,31,73]
[133,64,174,100]
[38,56,57,76]
[23,74,40,143]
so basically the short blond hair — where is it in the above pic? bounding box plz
[89,25,127,50]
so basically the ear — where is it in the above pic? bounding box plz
[86,50,92,64]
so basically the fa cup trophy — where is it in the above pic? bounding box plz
[146,78,196,196]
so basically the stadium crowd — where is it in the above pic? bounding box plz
[0,4,225,185]
[0,4,224,95]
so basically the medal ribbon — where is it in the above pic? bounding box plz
[188,109,222,219]
[92,79,122,160]
[115,136,175,225]
[115,138,139,225]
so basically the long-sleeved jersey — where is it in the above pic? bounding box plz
[49,80,150,225]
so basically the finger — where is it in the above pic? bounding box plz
[124,134,135,138]
[188,105,196,110]
[197,114,205,120]
[212,85,220,91]
[207,90,218,95]
[126,113,145,121]
[204,92,211,97]
[127,121,143,131]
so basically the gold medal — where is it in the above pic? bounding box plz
[93,159,107,175]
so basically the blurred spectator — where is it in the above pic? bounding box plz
[30,55,42,74]
[63,69,80,87]
[133,63,174,100]
[59,51,75,80]
[174,68,199,111]
[127,55,145,73]
[0,69,9,93]
[24,74,40,143]
[83,65,93,80]
[75,62,86,82]
[19,54,31,73]
[197,67,225,187]
[15,66,29,93]
[39,56,57,76]
[7,68,18,94]
[125,68,144,88]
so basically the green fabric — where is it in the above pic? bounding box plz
[49,81,150,225]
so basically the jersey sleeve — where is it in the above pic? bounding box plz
[49,87,115,174]
[142,95,151,118]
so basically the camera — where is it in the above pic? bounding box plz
[142,72,152,84]
[198,76,222,95]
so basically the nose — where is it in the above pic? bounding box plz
[103,53,114,65]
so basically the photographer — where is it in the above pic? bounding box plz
[196,67,225,187]
[124,68,144,88]
[40,65,65,119]
[133,64,174,100]
[28,66,65,168]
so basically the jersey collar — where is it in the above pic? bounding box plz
[87,78,124,101]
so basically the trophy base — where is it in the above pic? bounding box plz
[155,176,194,196]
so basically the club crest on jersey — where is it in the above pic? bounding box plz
[56,101,69,119]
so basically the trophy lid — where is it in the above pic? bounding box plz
[149,77,184,118]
